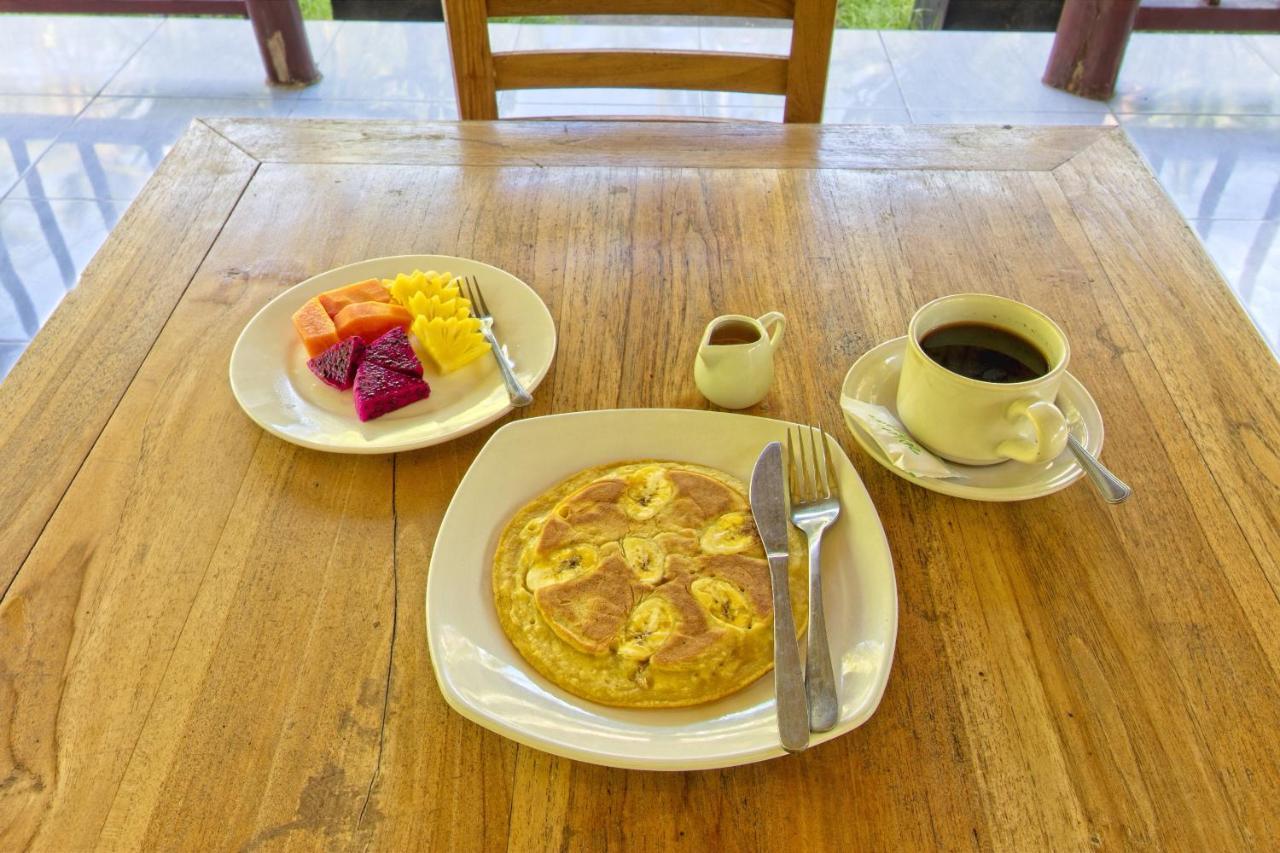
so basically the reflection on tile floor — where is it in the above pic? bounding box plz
[0,17,1277,378]
[13,97,295,202]
[1194,219,1280,348]
[1120,115,1280,221]
[0,95,89,196]
[0,198,118,342]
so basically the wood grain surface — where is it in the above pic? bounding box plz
[1,120,1277,852]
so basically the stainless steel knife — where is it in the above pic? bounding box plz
[749,441,810,754]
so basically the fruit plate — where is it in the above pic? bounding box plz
[425,408,898,771]
[229,255,556,454]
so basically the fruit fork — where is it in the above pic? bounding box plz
[460,276,533,407]
[786,424,841,732]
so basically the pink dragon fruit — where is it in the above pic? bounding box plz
[352,361,430,421]
[307,336,366,390]
[364,327,423,377]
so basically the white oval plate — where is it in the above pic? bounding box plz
[426,408,898,771]
[840,336,1104,502]
[229,255,556,454]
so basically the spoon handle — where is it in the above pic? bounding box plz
[1067,434,1132,504]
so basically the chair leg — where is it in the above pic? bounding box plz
[1042,0,1140,101]
[246,0,321,87]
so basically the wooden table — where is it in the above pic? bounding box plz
[2,120,1278,851]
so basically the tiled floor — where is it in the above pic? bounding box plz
[1,17,1277,377]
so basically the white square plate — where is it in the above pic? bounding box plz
[425,408,898,770]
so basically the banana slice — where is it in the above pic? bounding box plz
[525,545,598,591]
[700,512,757,555]
[621,537,665,584]
[621,466,675,520]
[691,577,753,629]
[616,597,675,661]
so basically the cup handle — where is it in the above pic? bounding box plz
[997,399,1069,464]
[758,312,785,350]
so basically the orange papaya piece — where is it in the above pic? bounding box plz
[334,301,412,342]
[292,297,340,357]
[318,278,391,317]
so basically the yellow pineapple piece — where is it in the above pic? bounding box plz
[412,316,491,374]
[385,269,458,307]
[407,290,471,321]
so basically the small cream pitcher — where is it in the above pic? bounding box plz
[694,312,785,409]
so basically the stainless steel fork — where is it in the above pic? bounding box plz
[460,275,533,407]
[786,424,841,732]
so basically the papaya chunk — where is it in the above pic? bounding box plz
[334,301,412,342]
[292,297,340,357]
[318,278,391,318]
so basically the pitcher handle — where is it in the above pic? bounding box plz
[758,312,785,350]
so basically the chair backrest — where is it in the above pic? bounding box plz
[443,0,837,123]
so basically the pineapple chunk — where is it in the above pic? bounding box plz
[407,291,471,322]
[384,269,457,307]
[412,316,491,374]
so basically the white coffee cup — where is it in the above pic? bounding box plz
[897,293,1070,466]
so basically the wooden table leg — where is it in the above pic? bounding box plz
[1042,0,1140,101]
[246,0,320,86]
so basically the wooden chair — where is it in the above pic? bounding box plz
[442,0,838,123]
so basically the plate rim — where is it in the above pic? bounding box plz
[424,407,899,771]
[840,336,1105,502]
[227,254,557,454]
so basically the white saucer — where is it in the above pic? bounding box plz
[839,337,1104,502]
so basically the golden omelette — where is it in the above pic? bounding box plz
[492,460,808,708]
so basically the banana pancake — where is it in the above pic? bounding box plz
[492,460,808,708]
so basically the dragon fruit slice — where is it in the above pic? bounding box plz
[353,360,430,421]
[364,326,423,377]
[307,336,367,390]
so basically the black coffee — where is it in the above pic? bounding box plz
[920,322,1049,383]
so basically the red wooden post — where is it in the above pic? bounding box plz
[1043,0,1140,101]
[245,0,321,87]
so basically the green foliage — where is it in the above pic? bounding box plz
[296,0,917,29]
[836,0,917,29]
[297,0,334,20]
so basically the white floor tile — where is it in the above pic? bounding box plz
[0,15,160,97]
[104,19,338,99]
[1192,219,1280,353]
[0,198,117,340]
[699,24,792,55]
[882,30,1109,114]
[500,103,707,119]
[701,91,786,110]
[827,30,906,111]
[298,21,468,102]
[289,99,458,120]
[514,23,699,51]
[911,109,1117,126]
[1246,35,1280,77]
[501,87,702,109]
[702,105,785,122]
[1120,114,1280,220]
[1113,34,1280,116]
[12,97,294,202]
[822,107,911,124]
[0,95,90,198]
